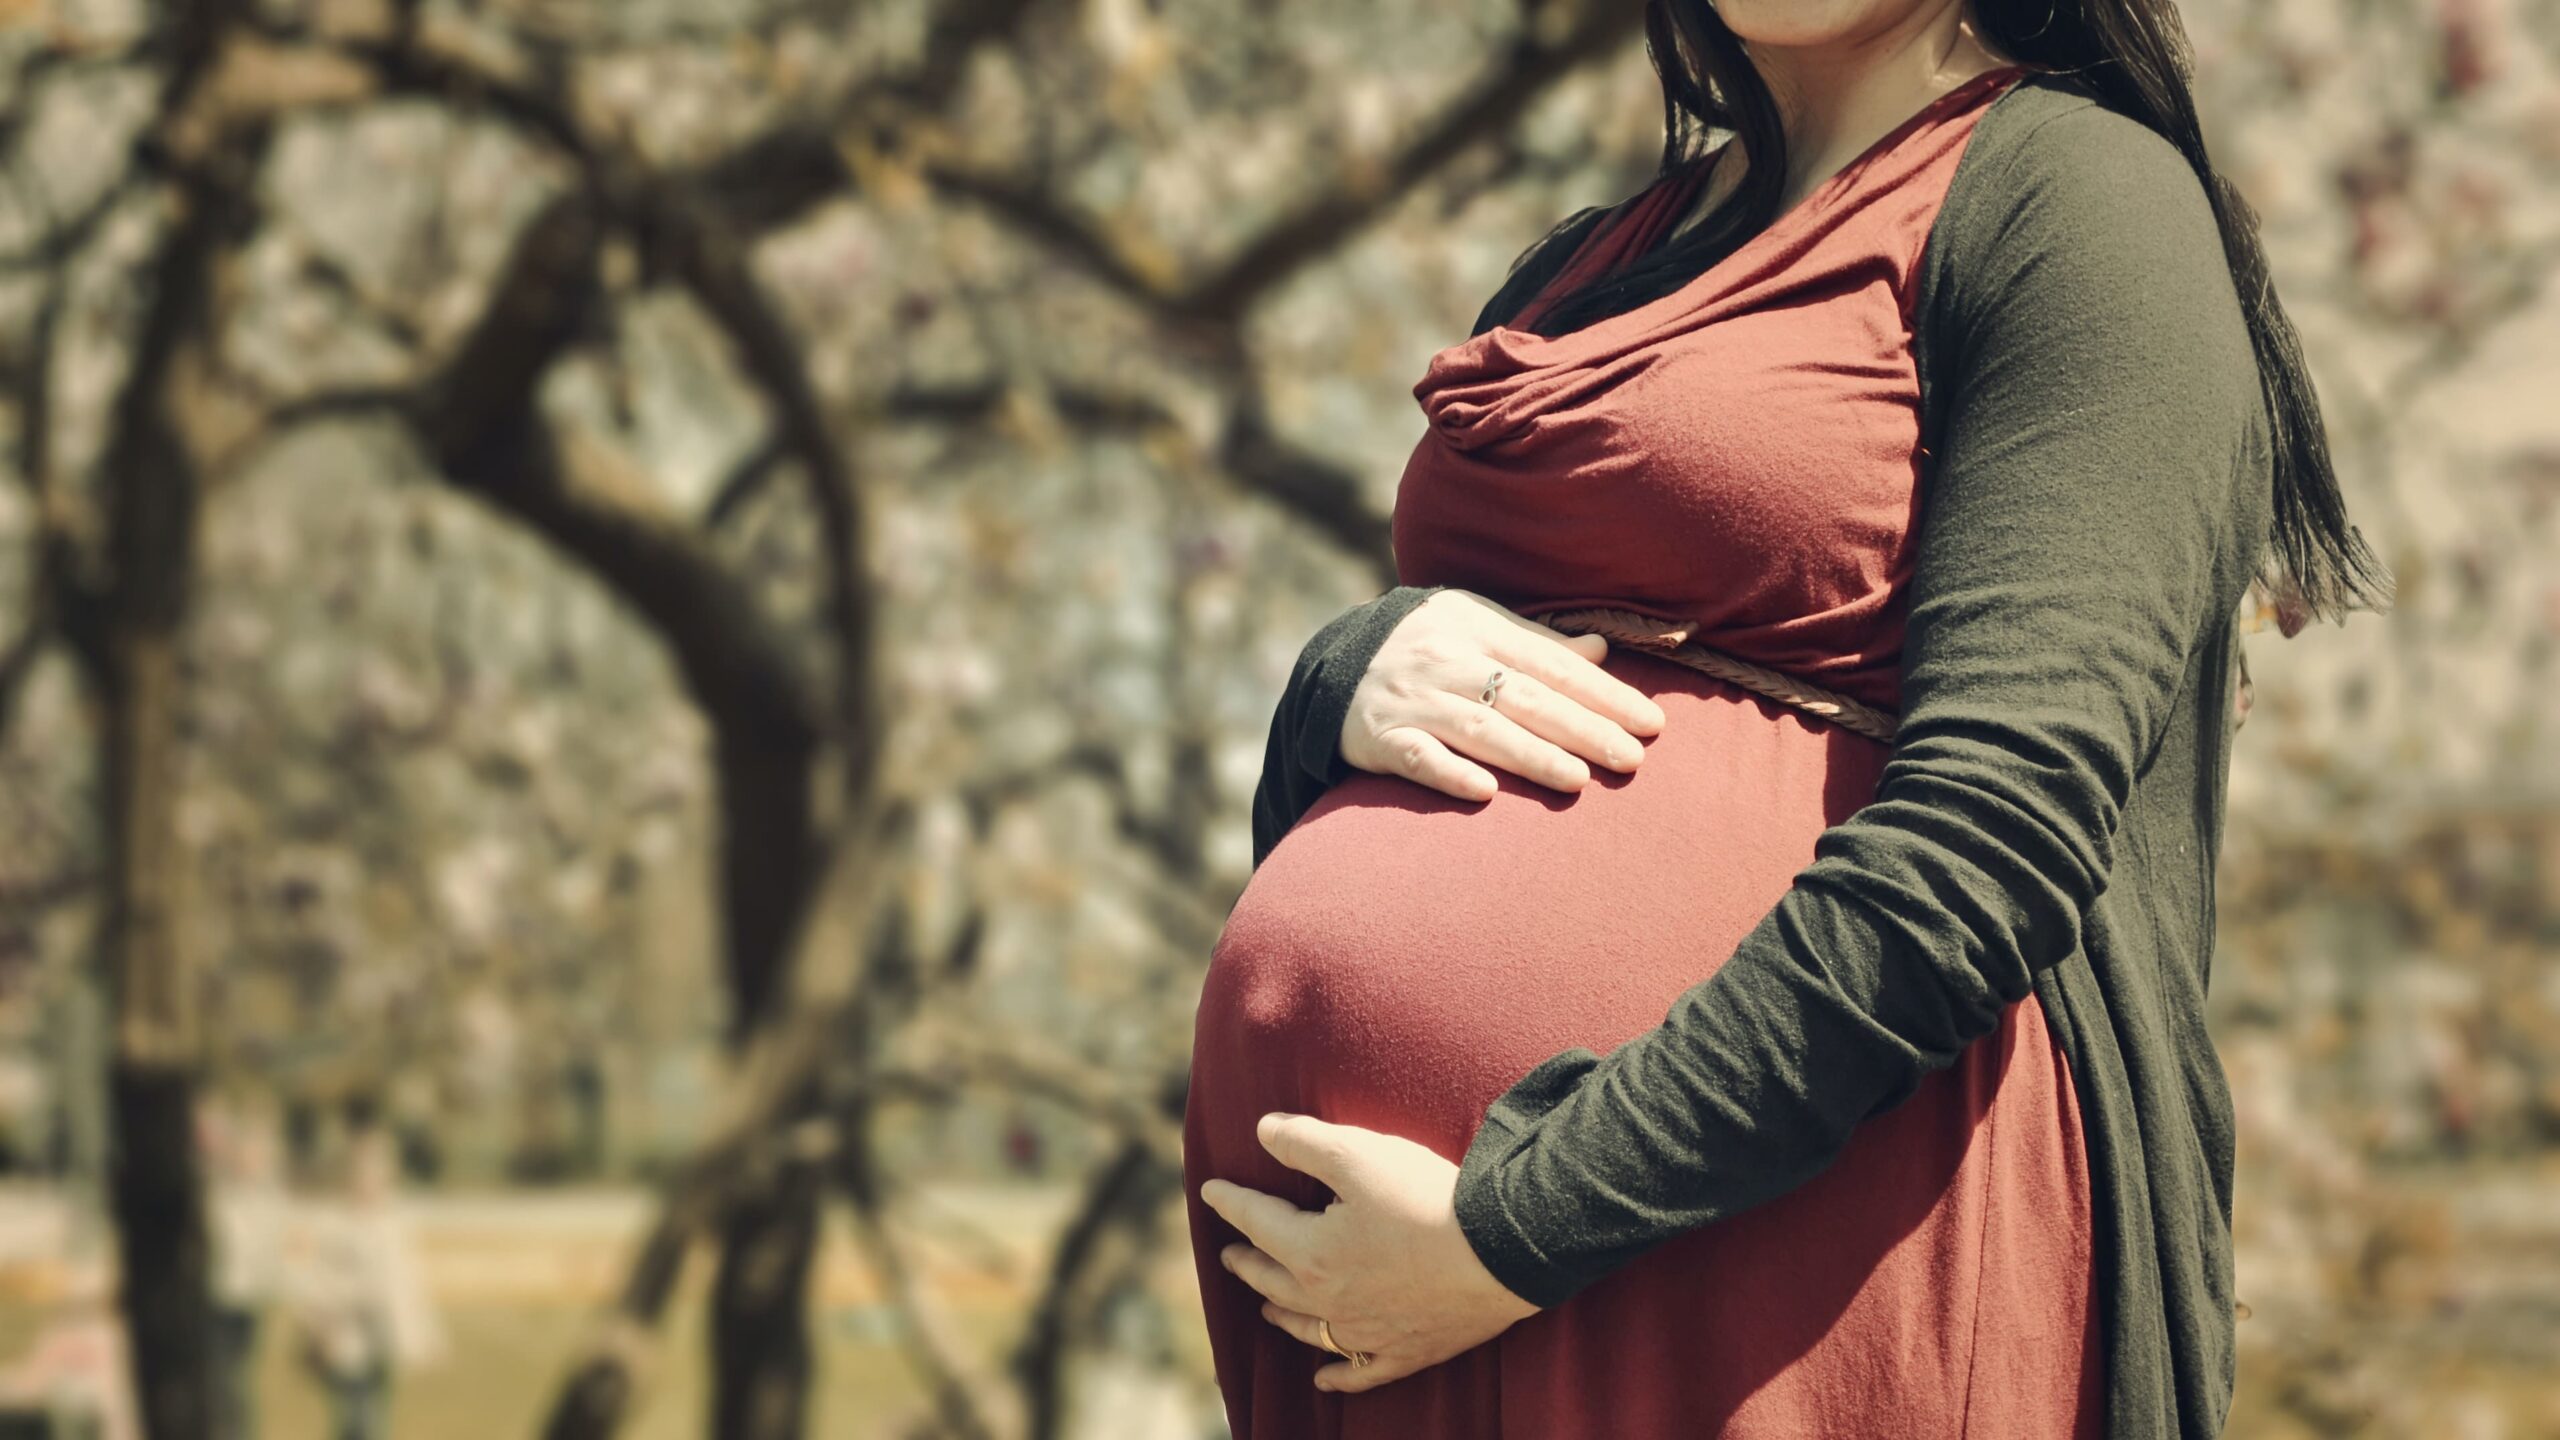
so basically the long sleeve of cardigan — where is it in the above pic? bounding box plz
[1447,101,2269,1307]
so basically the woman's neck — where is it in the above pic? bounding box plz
[1668,9,2018,242]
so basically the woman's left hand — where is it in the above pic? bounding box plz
[1199,1112,1542,1393]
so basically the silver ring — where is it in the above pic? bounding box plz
[1478,668,1505,706]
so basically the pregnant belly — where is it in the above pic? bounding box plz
[1198,650,1889,1153]
[1184,651,2099,1439]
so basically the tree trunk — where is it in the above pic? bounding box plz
[707,726,824,1440]
[87,17,256,1411]
[107,1064,213,1440]
[95,314,217,1440]
[710,1161,824,1440]
[416,186,852,1440]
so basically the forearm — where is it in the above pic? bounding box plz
[1450,756,2142,1304]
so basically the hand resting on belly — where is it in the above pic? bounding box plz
[1339,588,1670,801]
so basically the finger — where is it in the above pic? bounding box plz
[1256,1112,1361,1193]
[1198,1179,1321,1268]
[1495,617,1670,737]
[1222,1245,1320,1314]
[1248,1302,1404,1392]
[1371,724,1501,804]
[1495,671,1658,778]
[1255,1300,1333,1352]
[1485,663,1653,775]
[1501,624,1607,666]
[1445,668,1640,786]
[1316,1351,1418,1395]
[1420,688,1597,794]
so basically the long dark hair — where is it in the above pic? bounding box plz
[1498,0,2392,627]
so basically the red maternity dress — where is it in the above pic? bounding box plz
[1185,66,2101,1438]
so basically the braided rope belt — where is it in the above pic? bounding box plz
[1525,606,1901,745]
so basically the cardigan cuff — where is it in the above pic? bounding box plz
[1452,1046,1612,1311]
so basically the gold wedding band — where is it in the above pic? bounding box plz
[1316,1318,1374,1368]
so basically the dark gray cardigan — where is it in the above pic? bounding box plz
[1242,71,2274,1440]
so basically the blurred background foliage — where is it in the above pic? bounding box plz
[0,0,2552,1437]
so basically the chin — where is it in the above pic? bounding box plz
[1708,0,1932,53]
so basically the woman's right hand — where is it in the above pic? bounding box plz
[1339,588,1669,802]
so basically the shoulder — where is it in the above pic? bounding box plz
[1959,73,2198,200]
[1932,73,2231,294]
[1921,73,2250,359]
[1912,71,2267,445]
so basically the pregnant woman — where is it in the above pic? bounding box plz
[1186,1,2390,1438]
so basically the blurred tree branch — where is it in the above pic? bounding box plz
[883,379,1397,583]
[0,300,63,744]
[282,0,1627,576]
[5,4,1663,1438]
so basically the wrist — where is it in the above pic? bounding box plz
[1451,1114,1578,1312]
[1299,583,1444,786]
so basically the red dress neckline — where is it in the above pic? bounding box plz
[1494,63,2032,350]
